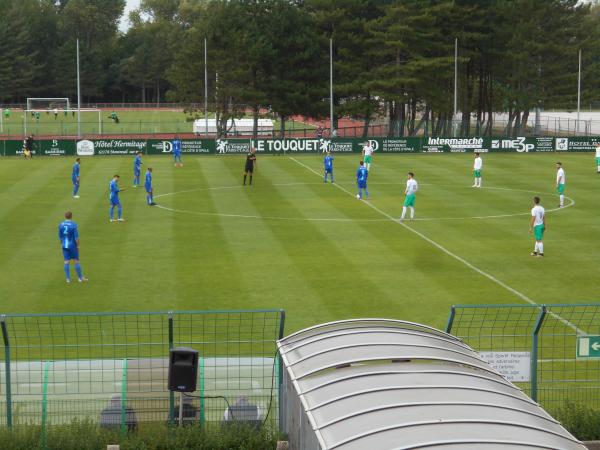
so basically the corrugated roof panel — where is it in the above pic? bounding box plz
[332,422,584,450]
[277,319,586,450]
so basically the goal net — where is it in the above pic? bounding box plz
[24,108,103,136]
[26,98,70,111]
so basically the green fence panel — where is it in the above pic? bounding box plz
[0,310,284,429]
[446,303,600,415]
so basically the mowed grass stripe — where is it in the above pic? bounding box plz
[288,155,551,320]
[268,158,512,326]
[169,157,248,310]
[238,158,399,329]
[0,158,112,309]
[214,156,333,318]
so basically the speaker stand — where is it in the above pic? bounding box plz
[178,392,184,427]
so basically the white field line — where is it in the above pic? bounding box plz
[288,156,585,335]
[155,183,574,222]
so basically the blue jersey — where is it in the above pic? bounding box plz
[144,171,152,190]
[357,166,368,183]
[172,140,181,154]
[109,179,120,202]
[324,155,334,170]
[134,155,142,172]
[58,220,79,249]
[72,162,80,180]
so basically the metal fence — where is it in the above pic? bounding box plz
[0,310,284,433]
[446,303,600,414]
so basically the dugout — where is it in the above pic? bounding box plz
[277,319,586,450]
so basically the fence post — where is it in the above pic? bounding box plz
[445,306,456,334]
[278,310,285,430]
[199,357,205,426]
[41,360,52,449]
[168,311,174,424]
[1,316,12,428]
[530,305,546,402]
[120,358,128,438]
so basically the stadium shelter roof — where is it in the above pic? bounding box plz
[277,319,586,450]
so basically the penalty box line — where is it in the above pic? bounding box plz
[288,156,584,335]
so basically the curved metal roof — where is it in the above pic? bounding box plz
[278,319,585,450]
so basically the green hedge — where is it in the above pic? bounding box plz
[555,401,600,441]
[0,420,278,450]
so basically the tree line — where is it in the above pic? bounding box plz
[0,0,598,137]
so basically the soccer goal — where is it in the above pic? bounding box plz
[24,107,102,136]
[26,97,70,111]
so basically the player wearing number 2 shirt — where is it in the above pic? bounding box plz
[58,211,87,283]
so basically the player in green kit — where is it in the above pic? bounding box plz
[595,143,600,174]
[530,196,546,257]
[400,172,418,221]
[556,162,565,208]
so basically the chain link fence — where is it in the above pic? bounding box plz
[0,310,284,435]
[446,303,600,414]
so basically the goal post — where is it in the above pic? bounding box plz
[24,108,102,137]
[26,98,70,111]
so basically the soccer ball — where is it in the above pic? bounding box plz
[356,194,360,199]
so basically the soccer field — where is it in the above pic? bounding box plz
[0,153,598,333]
[0,109,312,137]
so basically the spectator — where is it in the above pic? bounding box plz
[222,396,262,429]
[100,394,137,432]
[23,135,34,159]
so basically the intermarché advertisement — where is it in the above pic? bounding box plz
[1,136,599,156]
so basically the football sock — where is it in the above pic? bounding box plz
[109,206,114,220]
[410,206,414,219]
[559,194,564,206]
[73,185,79,195]
[243,175,247,185]
[538,243,544,254]
[401,207,407,219]
[117,205,122,219]
[249,175,253,185]
[75,263,83,279]
[534,243,539,253]
[64,263,70,281]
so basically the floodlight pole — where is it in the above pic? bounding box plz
[329,38,334,137]
[204,37,208,137]
[577,48,581,134]
[453,38,458,137]
[76,38,81,139]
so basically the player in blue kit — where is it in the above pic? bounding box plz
[72,158,81,198]
[133,152,143,187]
[173,137,182,167]
[109,175,125,222]
[356,161,369,199]
[58,211,87,283]
[145,167,156,206]
[323,151,334,183]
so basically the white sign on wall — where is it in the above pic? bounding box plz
[479,351,531,382]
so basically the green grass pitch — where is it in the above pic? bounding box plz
[0,152,598,333]
[0,109,312,136]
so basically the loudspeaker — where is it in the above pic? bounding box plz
[168,347,198,392]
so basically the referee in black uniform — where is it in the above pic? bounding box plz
[243,147,257,186]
